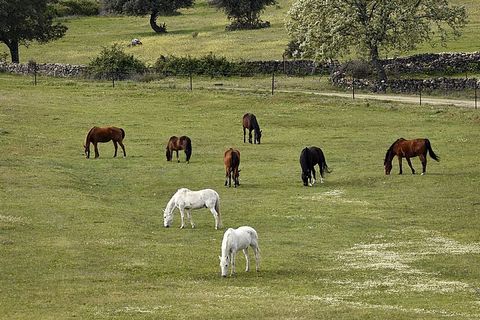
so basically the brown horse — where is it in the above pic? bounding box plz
[384,138,440,175]
[243,113,262,144]
[84,126,126,158]
[224,148,240,187]
[166,136,192,163]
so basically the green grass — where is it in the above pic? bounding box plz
[1,0,478,64]
[1,73,480,319]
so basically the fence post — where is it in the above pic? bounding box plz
[352,77,355,99]
[271,71,275,95]
[419,82,422,106]
[189,72,193,91]
[475,79,478,110]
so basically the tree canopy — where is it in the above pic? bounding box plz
[285,0,467,81]
[102,0,194,33]
[210,0,277,30]
[0,0,68,63]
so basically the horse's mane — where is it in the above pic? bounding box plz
[85,127,97,144]
[384,138,404,163]
[222,228,235,255]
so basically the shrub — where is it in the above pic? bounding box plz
[154,53,250,76]
[51,0,100,17]
[88,44,146,80]
[341,59,374,79]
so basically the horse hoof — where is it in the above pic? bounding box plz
[421,172,425,176]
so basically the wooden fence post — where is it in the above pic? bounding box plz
[271,71,275,95]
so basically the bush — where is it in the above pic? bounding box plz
[154,53,251,76]
[341,59,374,79]
[88,44,146,80]
[51,0,100,17]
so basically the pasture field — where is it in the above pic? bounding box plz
[1,73,480,319]
[1,0,479,64]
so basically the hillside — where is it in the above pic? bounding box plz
[0,0,478,64]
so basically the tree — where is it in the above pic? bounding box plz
[0,0,68,63]
[102,0,194,33]
[210,0,277,30]
[285,0,467,82]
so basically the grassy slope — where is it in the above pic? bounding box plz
[1,0,478,64]
[0,73,479,319]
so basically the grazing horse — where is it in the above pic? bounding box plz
[84,126,126,159]
[243,113,262,144]
[166,136,192,163]
[299,146,330,186]
[219,226,260,277]
[224,148,240,187]
[163,188,222,229]
[384,138,440,175]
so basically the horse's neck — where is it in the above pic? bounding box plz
[165,195,177,214]
[222,230,234,256]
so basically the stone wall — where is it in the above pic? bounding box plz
[0,62,86,77]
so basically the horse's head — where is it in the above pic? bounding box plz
[301,171,309,186]
[84,144,90,158]
[255,129,262,144]
[384,160,393,175]
[163,209,173,228]
[219,255,230,277]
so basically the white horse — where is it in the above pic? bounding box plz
[163,188,222,229]
[219,226,260,277]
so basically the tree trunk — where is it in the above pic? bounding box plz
[149,10,167,33]
[370,45,387,85]
[6,40,20,63]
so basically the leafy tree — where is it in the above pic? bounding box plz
[0,0,68,63]
[210,0,277,30]
[286,0,467,82]
[102,0,194,33]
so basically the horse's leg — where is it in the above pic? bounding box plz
[419,154,427,175]
[252,243,260,272]
[94,142,100,158]
[179,207,186,229]
[187,209,195,228]
[311,168,317,186]
[119,141,126,157]
[398,156,403,174]
[209,206,220,230]
[406,157,415,174]
[248,129,252,144]
[243,127,246,143]
[230,252,236,276]
[113,141,118,157]
[243,248,250,272]
[175,150,180,163]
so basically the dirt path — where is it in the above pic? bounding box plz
[209,86,478,108]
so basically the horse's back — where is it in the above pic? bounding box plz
[235,226,258,241]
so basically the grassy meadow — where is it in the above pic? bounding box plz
[1,0,479,64]
[1,73,480,319]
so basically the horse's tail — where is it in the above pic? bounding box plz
[185,137,192,162]
[319,149,331,177]
[120,128,125,139]
[165,147,171,161]
[215,195,222,228]
[425,139,440,161]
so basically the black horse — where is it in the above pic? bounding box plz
[243,113,262,144]
[299,147,330,186]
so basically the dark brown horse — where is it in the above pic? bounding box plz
[384,138,440,175]
[84,126,126,158]
[243,113,262,144]
[224,148,240,187]
[299,146,330,186]
[166,136,192,163]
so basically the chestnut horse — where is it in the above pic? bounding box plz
[224,148,240,187]
[384,138,440,175]
[84,126,126,158]
[299,146,330,186]
[166,136,192,163]
[243,113,262,144]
